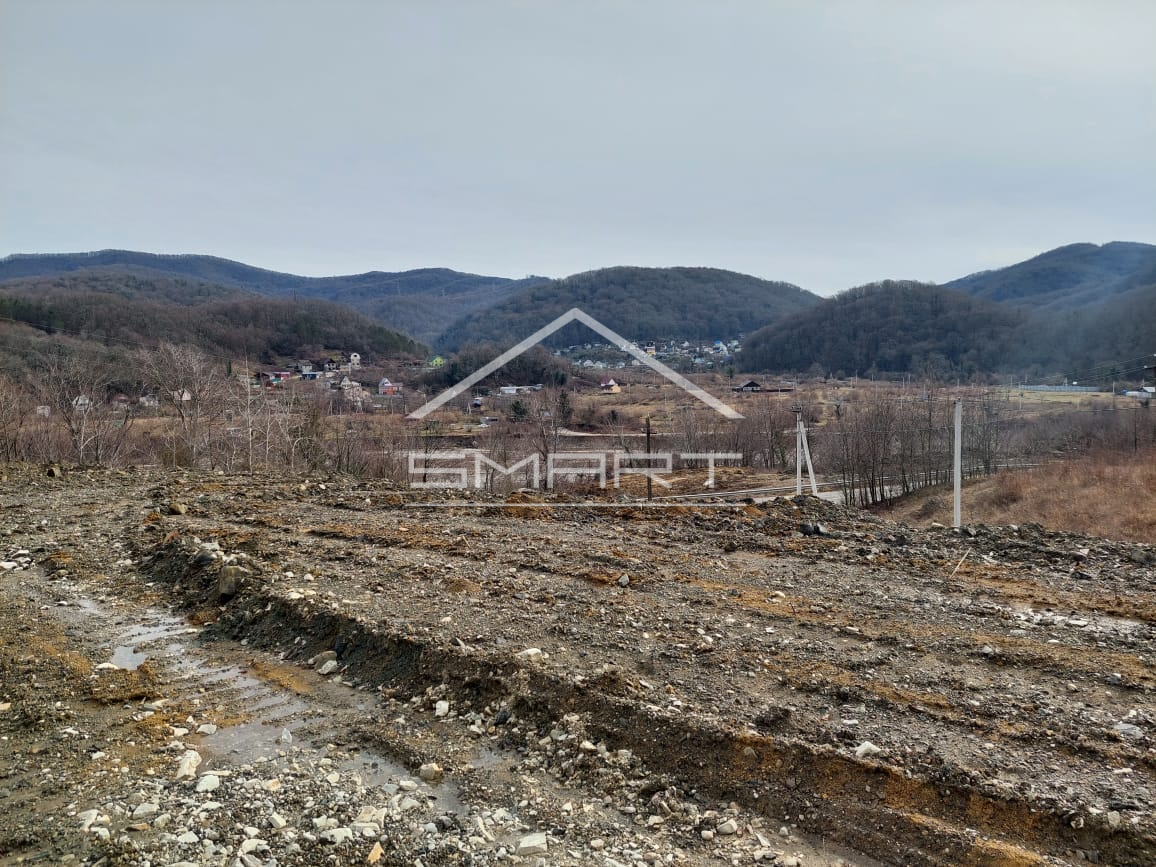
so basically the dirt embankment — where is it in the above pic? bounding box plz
[1,465,1154,866]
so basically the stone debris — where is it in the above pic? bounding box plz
[195,773,221,793]
[175,750,202,780]
[516,831,549,855]
[1,467,1154,867]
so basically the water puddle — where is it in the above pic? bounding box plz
[67,593,466,813]
[110,644,148,670]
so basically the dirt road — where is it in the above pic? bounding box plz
[1,466,1153,865]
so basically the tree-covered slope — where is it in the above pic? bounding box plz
[946,241,1156,310]
[0,272,422,369]
[0,251,546,344]
[739,281,1025,378]
[436,266,820,351]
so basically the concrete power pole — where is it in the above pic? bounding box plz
[795,410,803,496]
[953,399,963,529]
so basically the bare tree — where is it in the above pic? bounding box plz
[36,349,134,465]
[0,373,33,462]
[142,343,229,467]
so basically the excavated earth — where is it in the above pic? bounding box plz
[1,465,1154,867]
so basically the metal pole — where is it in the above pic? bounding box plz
[953,399,962,529]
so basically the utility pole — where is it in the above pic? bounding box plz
[645,416,652,501]
[800,418,819,496]
[1147,356,1156,446]
[953,399,962,529]
[795,409,802,496]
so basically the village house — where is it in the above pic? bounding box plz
[378,377,403,396]
[600,377,621,394]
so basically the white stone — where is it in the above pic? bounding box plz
[716,818,738,835]
[434,700,450,717]
[195,773,220,793]
[516,832,549,856]
[855,741,882,759]
[238,837,267,854]
[317,660,339,676]
[175,749,202,779]
[321,827,354,844]
[132,802,159,819]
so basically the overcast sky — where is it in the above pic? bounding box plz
[2,1,1153,294]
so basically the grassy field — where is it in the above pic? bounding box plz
[877,448,1156,542]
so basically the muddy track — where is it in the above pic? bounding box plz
[2,467,1155,865]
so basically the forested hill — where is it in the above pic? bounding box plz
[739,276,1156,381]
[0,251,547,344]
[739,281,1025,378]
[436,266,819,351]
[0,272,422,370]
[946,241,1156,310]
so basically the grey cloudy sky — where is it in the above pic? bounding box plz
[2,1,1153,294]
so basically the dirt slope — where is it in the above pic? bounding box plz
[1,466,1154,866]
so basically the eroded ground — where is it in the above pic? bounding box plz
[1,466,1154,866]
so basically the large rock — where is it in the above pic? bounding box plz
[217,564,247,600]
[516,832,549,856]
[175,749,202,779]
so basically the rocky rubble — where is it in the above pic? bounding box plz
[1,466,1155,865]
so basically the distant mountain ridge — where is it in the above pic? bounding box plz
[436,266,821,352]
[946,241,1156,310]
[0,270,422,373]
[4,241,1152,381]
[0,250,548,344]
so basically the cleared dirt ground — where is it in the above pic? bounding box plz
[1,466,1154,866]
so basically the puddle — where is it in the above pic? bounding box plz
[110,644,148,670]
[66,593,467,814]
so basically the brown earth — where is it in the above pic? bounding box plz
[876,450,1156,544]
[0,465,1154,866]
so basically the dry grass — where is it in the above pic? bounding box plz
[881,449,1156,542]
